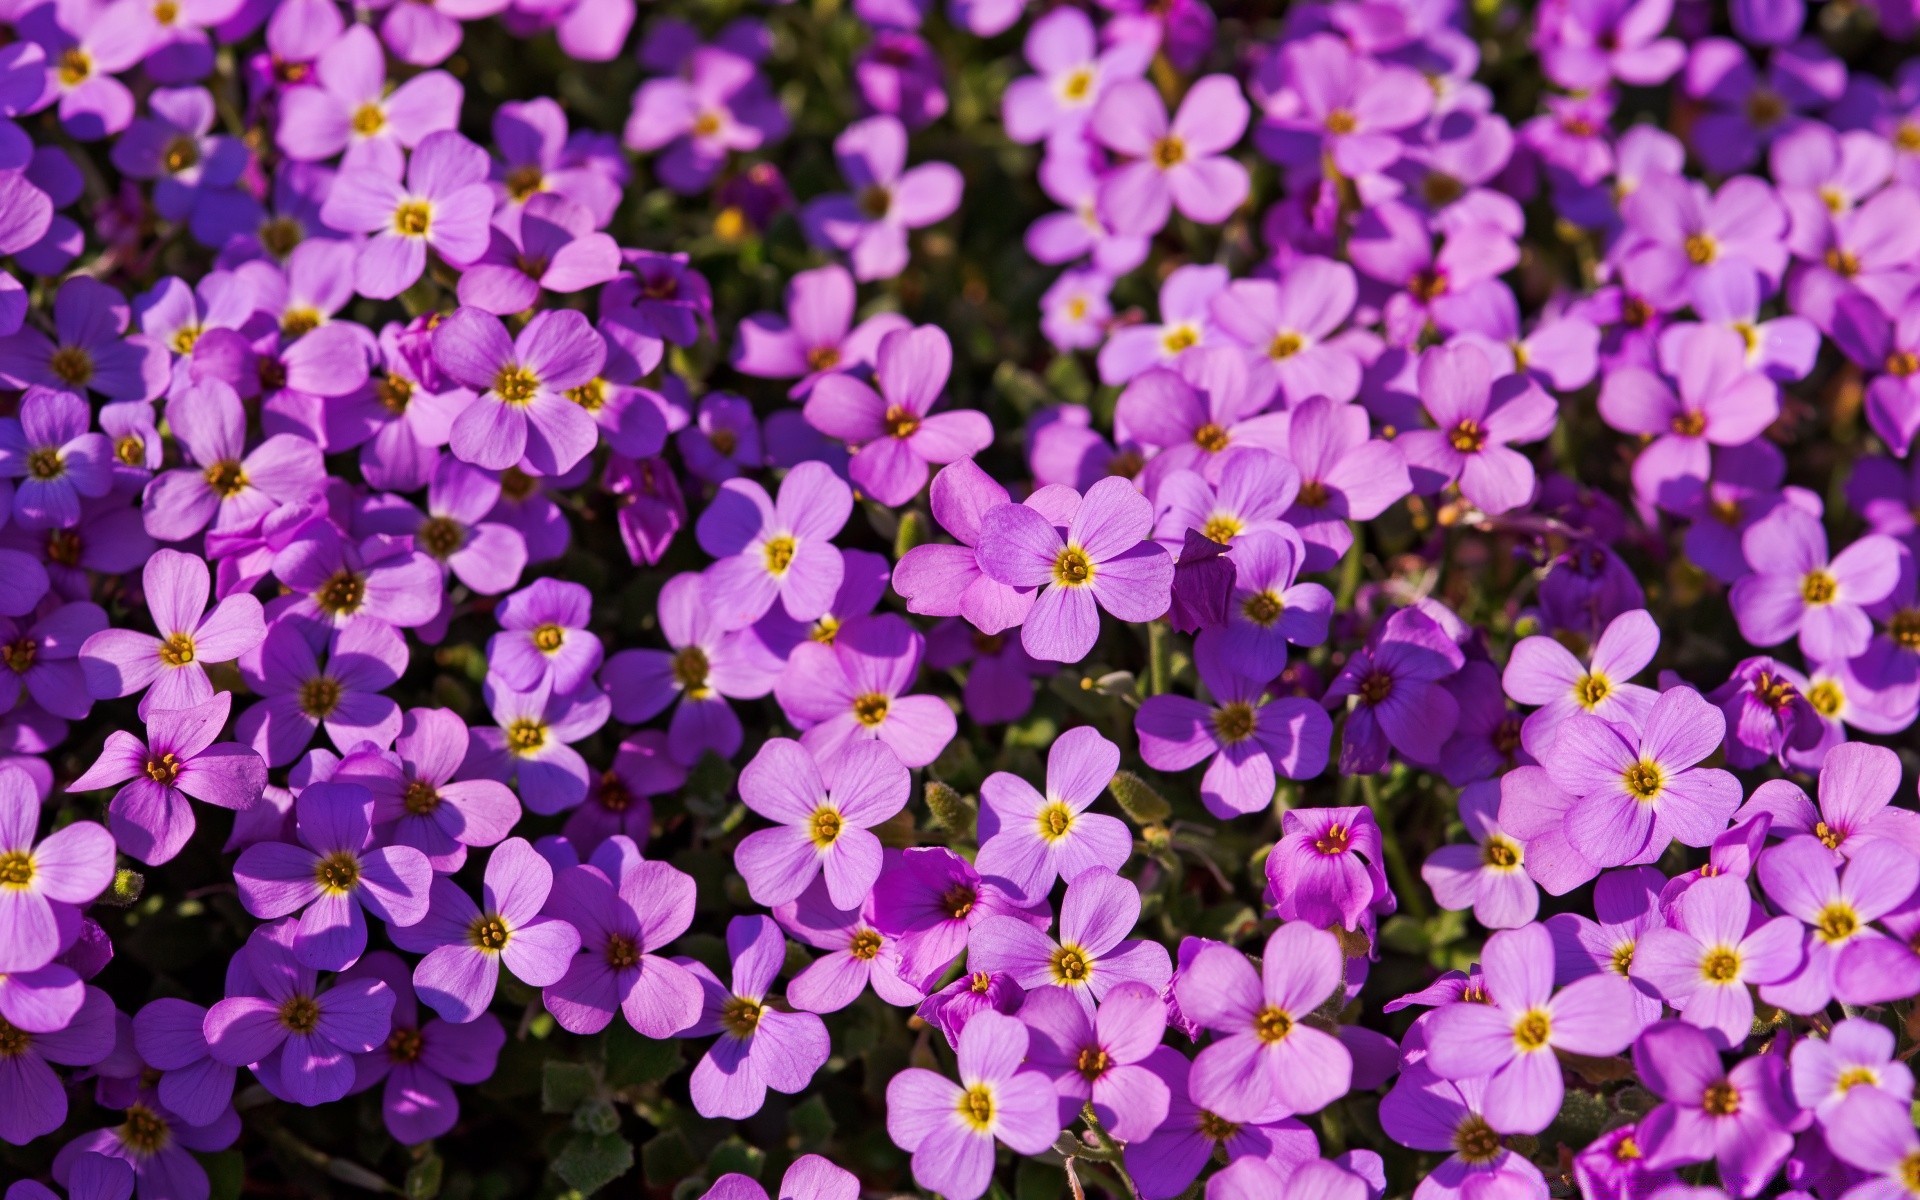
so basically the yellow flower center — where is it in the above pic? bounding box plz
[720,996,762,1038]
[1574,672,1610,708]
[493,365,540,406]
[1453,1116,1502,1164]
[57,48,92,86]
[853,692,890,727]
[1268,331,1304,359]
[299,676,342,718]
[392,199,432,237]
[1076,1046,1111,1080]
[1253,1005,1293,1044]
[118,1104,172,1157]
[763,535,797,576]
[1622,759,1664,801]
[956,1083,996,1131]
[1036,801,1075,842]
[1512,1008,1552,1051]
[604,933,640,969]
[1241,591,1282,625]
[316,570,365,617]
[1801,570,1837,605]
[1325,108,1358,134]
[468,915,511,952]
[1701,1081,1741,1116]
[314,851,360,893]
[1815,901,1859,943]
[162,135,199,174]
[49,345,94,387]
[0,850,33,888]
[418,516,465,559]
[1448,419,1487,453]
[1151,135,1187,168]
[1049,943,1092,985]
[506,718,547,756]
[849,930,882,960]
[1685,233,1719,265]
[566,378,606,413]
[808,806,843,848]
[505,164,546,202]
[1213,701,1257,744]
[144,753,181,785]
[1053,546,1095,587]
[403,779,440,815]
[352,103,387,136]
[1482,835,1522,869]
[158,632,196,667]
[1701,947,1741,983]
[281,308,322,337]
[1193,422,1231,452]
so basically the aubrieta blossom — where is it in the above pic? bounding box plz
[696,460,852,630]
[1323,606,1465,775]
[321,130,494,299]
[234,618,408,766]
[454,193,620,316]
[968,866,1172,1014]
[803,325,990,506]
[1631,874,1804,1047]
[1017,981,1169,1140]
[699,1156,859,1200]
[1400,342,1556,515]
[432,306,606,475]
[730,263,910,398]
[542,835,702,1038]
[1266,805,1391,930]
[0,386,113,531]
[773,612,957,769]
[1755,836,1917,1012]
[1736,742,1920,861]
[0,985,114,1145]
[774,874,922,1013]
[1091,75,1250,237]
[1630,1020,1798,1198]
[1421,783,1539,929]
[1503,608,1661,756]
[803,115,961,281]
[733,737,908,909]
[140,378,326,542]
[623,47,786,194]
[1599,324,1781,508]
[389,837,580,1022]
[974,725,1129,903]
[340,951,506,1145]
[464,678,610,815]
[275,26,460,170]
[601,571,775,765]
[871,846,1050,981]
[1545,866,1669,1027]
[77,547,264,716]
[885,1010,1063,1200]
[1730,506,1902,662]
[108,86,247,223]
[1789,1017,1915,1124]
[0,764,114,973]
[681,915,831,1120]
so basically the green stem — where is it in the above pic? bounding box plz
[1362,775,1429,922]
[1147,621,1171,696]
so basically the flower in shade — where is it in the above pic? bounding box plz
[1399,343,1555,515]
[696,461,852,630]
[774,871,923,1013]
[486,579,602,697]
[1425,923,1642,1133]
[969,867,1172,1014]
[885,1009,1063,1200]
[1324,607,1465,774]
[730,263,910,398]
[1631,875,1804,1047]
[803,115,962,281]
[804,326,990,507]
[1175,922,1352,1122]
[698,1156,859,1200]
[1755,836,1917,1012]
[773,612,957,769]
[1824,1089,1920,1199]
[1123,1045,1321,1200]
[0,985,113,1144]
[977,475,1174,662]
[1731,508,1902,662]
[974,725,1129,904]
[1421,782,1539,929]
[340,951,506,1146]
[0,278,164,401]
[233,780,433,971]
[871,846,1049,982]
[455,193,620,316]
[77,545,263,721]
[234,618,408,767]
[1502,608,1659,757]
[432,306,605,475]
[1789,1017,1914,1123]
[543,835,702,1038]
[562,732,682,852]
[0,386,113,530]
[0,764,114,973]
[109,86,248,223]
[601,571,778,767]
[1599,324,1780,510]
[1203,527,1331,681]
[1631,1021,1797,1198]
[320,130,494,299]
[355,459,530,600]
[203,921,396,1107]
[129,998,235,1128]
[682,915,831,1119]
[465,680,610,815]
[1548,685,1743,868]
[1254,32,1433,177]
[1091,75,1250,236]
[390,837,580,1023]
[1136,636,1332,818]
[734,737,908,910]
[67,692,267,865]
[269,520,442,636]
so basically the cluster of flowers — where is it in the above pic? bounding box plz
[0,0,1919,1195]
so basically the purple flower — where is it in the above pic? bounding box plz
[1019,980,1170,1141]
[233,780,432,971]
[1789,1017,1913,1123]
[1001,7,1151,144]
[602,572,777,766]
[129,998,235,1128]
[109,86,248,223]
[486,578,601,697]
[974,726,1129,904]
[276,24,459,167]
[67,692,266,865]
[892,459,1064,634]
[432,306,605,475]
[1399,343,1554,515]
[1547,685,1743,868]
[466,679,610,816]
[0,277,164,401]
[390,837,579,1023]
[871,846,1049,981]
[1420,783,1539,929]
[1266,805,1392,930]
[1324,607,1465,774]
[730,263,909,398]
[1736,742,1920,861]
[320,130,494,299]
[1825,1089,1920,1199]
[773,612,956,769]
[0,764,113,973]
[1278,395,1411,571]
[234,618,408,767]
[734,738,908,909]
[1755,836,1917,1012]
[1378,1054,1548,1200]
[1426,923,1642,1134]
[773,871,924,1013]
[804,326,990,507]
[1731,508,1902,662]
[21,2,149,142]
[340,951,505,1145]
[0,386,113,530]
[270,520,442,635]
[141,378,325,542]
[884,1009,1063,1200]
[1091,75,1250,236]
[1544,866,1669,1027]
[1503,608,1660,756]
[1600,324,1780,509]
[1124,1045,1321,1200]
[1632,1020,1796,1198]
[977,475,1174,662]
[968,867,1172,1014]
[803,115,961,281]
[1209,258,1364,405]
[1632,875,1804,1047]
[78,548,264,718]
[455,193,620,316]
[0,985,114,1145]
[682,915,830,1119]
[542,835,701,1038]
[1620,175,1789,309]
[1254,33,1433,178]
[1175,922,1351,1122]
[624,47,786,194]
[203,920,395,1107]
[695,460,852,630]
[1137,636,1332,817]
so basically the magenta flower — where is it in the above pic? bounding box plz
[802,115,961,281]
[1632,875,1804,1047]
[455,193,620,316]
[203,921,395,1107]
[1735,742,1920,861]
[67,692,266,865]
[390,837,580,1023]
[735,737,909,909]
[1018,981,1169,1142]
[1378,1056,1548,1200]
[968,867,1171,1014]
[1136,637,1332,818]
[730,263,910,398]
[276,25,460,169]
[1091,75,1250,236]
[977,475,1174,662]
[773,613,955,770]
[682,915,830,1119]
[1631,1020,1796,1198]
[1324,607,1465,775]
[0,985,113,1145]
[1543,866,1669,1027]
[542,835,702,1038]
[884,1010,1063,1200]
[1503,607,1660,757]
[1548,685,1742,868]
[624,47,786,194]
[892,459,1070,635]
[0,765,113,973]
[340,951,506,1146]
[1730,508,1902,662]
[974,726,1129,904]
[77,548,264,717]
[695,461,852,630]
[1620,175,1789,309]
[1399,343,1555,515]
[602,572,777,766]
[1266,805,1391,930]
[803,326,990,507]
[1204,528,1332,681]
[140,378,325,542]
[1001,7,1151,144]
[1175,923,1351,1122]
[269,520,442,635]
[357,459,531,599]
[1426,923,1642,1133]
[1599,325,1780,508]
[233,780,432,971]
[871,846,1050,982]
[486,578,603,697]
[774,872,924,1013]
[320,130,494,299]
[1825,1090,1920,1198]
[432,306,605,475]
[699,1157,857,1200]
[1790,1017,1914,1123]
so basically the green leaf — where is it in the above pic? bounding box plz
[573,1098,622,1136]
[203,1150,245,1200]
[709,1138,766,1180]
[404,1155,444,1200]
[542,1061,601,1114]
[789,1095,835,1148]
[641,1130,699,1187]
[605,1024,681,1087]
[553,1133,634,1196]
[1016,1158,1065,1200]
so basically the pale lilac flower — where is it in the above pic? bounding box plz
[968,867,1172,1014]
[734,738,909,909]
[1632,875,1805,1047]
[974,725,1129,904]
[682,915,830,1119]
[884,1010,1062,1200]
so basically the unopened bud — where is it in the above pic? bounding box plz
[1107,771,1171,825]
[924,781,975,839]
